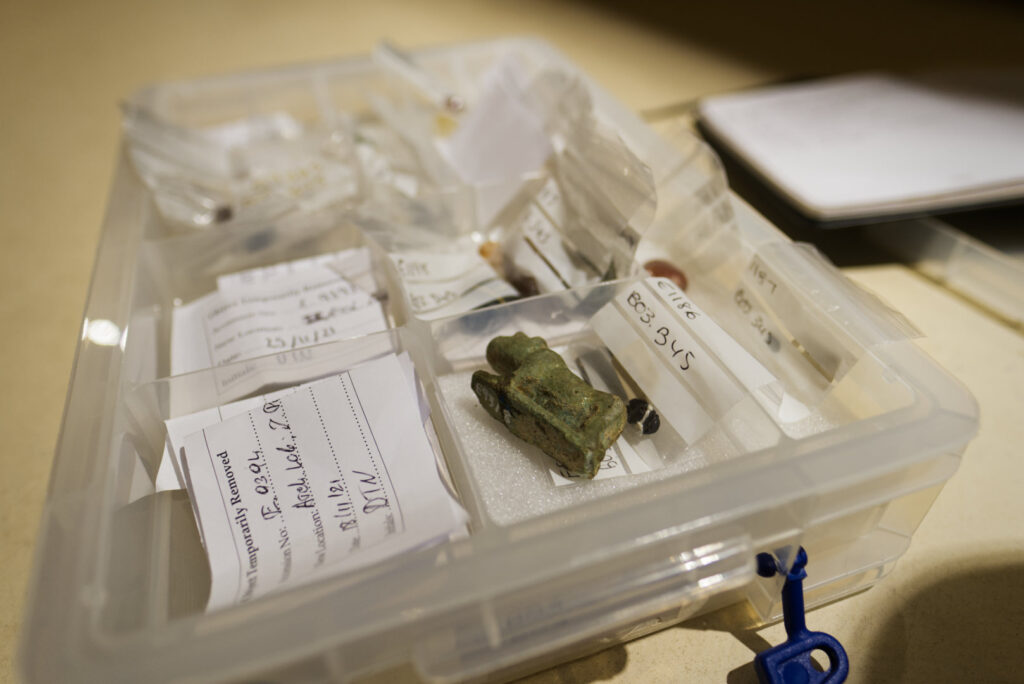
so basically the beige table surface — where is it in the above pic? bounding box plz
[2,2,1023,682]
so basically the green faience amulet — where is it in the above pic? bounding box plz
[471,332,627,478]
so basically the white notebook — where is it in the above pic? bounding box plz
[697,71,1024,222]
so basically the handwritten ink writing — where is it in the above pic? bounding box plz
[328,479,359,532]
[734,287,780,349]
[265,324,338,351]
[260,497,282,521]
[180,354,462,611]
[748,257,778,295]
[622,289,698,373]
[289,474,316,509]
[655,279,700,319]
[593,278,783,448]
[353,470,390,514]
[172,265,386,388]
[394,257,430,279]
[391,248,518,319]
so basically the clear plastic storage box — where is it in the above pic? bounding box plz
[20,38,978,683]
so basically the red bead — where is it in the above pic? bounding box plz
[643,259,687,290]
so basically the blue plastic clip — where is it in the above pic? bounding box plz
[753,547,849,684]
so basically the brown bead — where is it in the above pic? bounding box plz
[509,274,540,297]
[644,259,687,290]
[478,241,502,272]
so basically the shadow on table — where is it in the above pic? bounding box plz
[512,645,628,684]
[567,0,1024,78]
[677,552,1024,683]
[676,603,774,684]
[859,554,1024,683]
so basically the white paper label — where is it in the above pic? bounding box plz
[548,443,648,485]
[160,353,434,494]
[161,386,303,493]
[547,351,655,486]
[216,247,380,301]
[171,266,388,379]
[180,353,468,610]
[391,249,517,320]
[504,178,599,295]
[741,255,841,383]
[591,278,783,444]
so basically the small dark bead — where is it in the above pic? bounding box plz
[641,411,660,435]
[626,398,649,424]
[214,205,234,223]
[509,275,540,297]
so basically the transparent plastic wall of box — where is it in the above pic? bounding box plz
[864,216,1024,328]
[20,38,979,684]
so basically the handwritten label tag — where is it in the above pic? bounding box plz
[504,178,601,295]
[180,353,467,610]
[591,278,783,444]
[549,443,649,485]
[161,386,302,492]
[171,266,388,378]
[740,255,841,384]
[160,353,434,493]
[391,249,518,320]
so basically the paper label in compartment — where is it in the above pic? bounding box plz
[548,442,650,485]
[547,349,656,486]
[216,246,379,298]
[504,177,601,295]
[391,249,517,320]
[171,265,388,379]
[740,254,843,383]
[180,353,467,610]
[591,278,785,444]
[160,353,434,494]
[161,386,303,492]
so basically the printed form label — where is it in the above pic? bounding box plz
[180,353,467,610]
